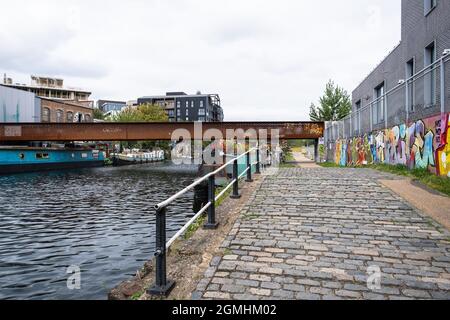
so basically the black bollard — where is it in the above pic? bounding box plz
[148,207,175,296]
[230,158,241,199]
[246,150,253,183]
[204,174,219,229]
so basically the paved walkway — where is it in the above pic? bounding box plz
[291,152,320,168]
[193,168,450,300]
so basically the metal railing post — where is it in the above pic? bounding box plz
[406,80,409,123]
[246,150,253,182]
[148,207,175,296]
[204,174,218,229]
[441,57,445,115]
[230,157,241,199]
[255,148,261,174]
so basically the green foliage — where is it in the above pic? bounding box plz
[109,103,168,123]
[93,108,105,120]
[108,103,169,151]
[310,80,351,121]
[183,183,234,240]
[130,291,144,300]
[184,214,206,240]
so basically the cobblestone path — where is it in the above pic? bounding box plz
[193,168,450,300]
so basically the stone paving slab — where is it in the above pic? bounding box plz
[193,168,450,300]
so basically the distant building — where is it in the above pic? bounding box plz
[96,100,126,113]
[137,92,223,122]
[0,84,93,123]
[40,98,93,123]
[0,85,41,122]
[2,74,94,109]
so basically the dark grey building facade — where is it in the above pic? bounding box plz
[137,92,223,122]
[350,0,450,134]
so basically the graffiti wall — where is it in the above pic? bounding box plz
[333,113,450,177]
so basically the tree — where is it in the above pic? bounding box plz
[109,103,168,123]
[93,108,105,120]
[108,103,169,151]
[309,80,351,121]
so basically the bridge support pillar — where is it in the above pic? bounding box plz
[314,139,320,163]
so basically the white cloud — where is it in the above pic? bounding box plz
[0,0,401,120]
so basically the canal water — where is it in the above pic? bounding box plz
[0,163,198,300]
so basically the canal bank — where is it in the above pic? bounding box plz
[108,172,265,300]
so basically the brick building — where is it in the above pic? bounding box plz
[40,98,93,123]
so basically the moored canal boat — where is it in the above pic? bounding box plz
[111,149,165,166]
[0,146,105,174]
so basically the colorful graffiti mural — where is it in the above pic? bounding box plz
[334,113,450,177]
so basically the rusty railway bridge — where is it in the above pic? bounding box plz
[0,121,324,141]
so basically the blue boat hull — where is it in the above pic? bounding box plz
[0,160,104,174]
[0,148,105,174]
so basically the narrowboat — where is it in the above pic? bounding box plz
[111,149,165,166]
[0,146,105,174]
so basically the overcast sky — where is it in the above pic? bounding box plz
[0,0,401,121]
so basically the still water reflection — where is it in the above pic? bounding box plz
[0,163,197,300]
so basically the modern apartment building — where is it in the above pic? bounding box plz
[96,100,126,113]
[137,92,224,122]
[351,0,450,133]
[325,0,450,177]
[2,74,94,109]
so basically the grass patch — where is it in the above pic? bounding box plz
[184,214,207,240]
[216,185,232,207]
[223,248,232,256]
[183,183,233,241]
[319,162,341,168]
[284,152,296,162]
[319,162,450,197]
[130,290,144,300]
[279,163,297,168]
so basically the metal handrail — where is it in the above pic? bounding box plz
[338,55,450,122]
[148,146,265,297]
[155,147,257,210]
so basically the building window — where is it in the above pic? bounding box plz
[424,0,437,15]
[191,101,194,108]
[406,58,415,111]
[373,82,384,125]
[56,109,64,123]
[84,114,91,122]
[186,117,189,121]
[354,100,361,134]
[198,108,205,116]
[198,116,205,122]
[186,108,189,116]
[424,41,436,107]
[66,111,74,122]
[42,107,50,122]
[186,101,189,108]
[36,153,50,160]
[177,109,181,116]
[200,101,204,108]
[177,101,181,109]
[168,110,174,117]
